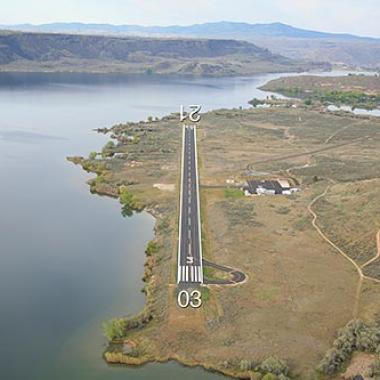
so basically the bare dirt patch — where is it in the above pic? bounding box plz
[153,183,175,192]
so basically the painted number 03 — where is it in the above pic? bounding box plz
[177,290,202,308]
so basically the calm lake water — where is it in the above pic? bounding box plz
[0,71,346,380]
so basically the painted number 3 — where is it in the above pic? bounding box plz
[177,290,202,308]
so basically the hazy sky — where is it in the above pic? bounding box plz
[1,0,379,38]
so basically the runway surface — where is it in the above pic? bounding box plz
[177,125,203,284]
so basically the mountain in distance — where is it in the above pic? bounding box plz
[0,21,377,41]
[0,30,326,76]
[2,21,378,69]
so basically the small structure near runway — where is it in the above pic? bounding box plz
[244,179,299,196]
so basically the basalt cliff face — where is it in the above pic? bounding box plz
[0,31,328,75]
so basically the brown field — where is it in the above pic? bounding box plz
[72,106,380,379]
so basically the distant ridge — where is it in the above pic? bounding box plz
[0,22,379,69]
[0,21,377,41]
[0,31,325,75]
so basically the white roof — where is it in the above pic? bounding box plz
[277,179,290,188]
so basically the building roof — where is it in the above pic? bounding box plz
[247,180,284,195]
[277,179,290,189]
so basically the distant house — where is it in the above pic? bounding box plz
[244,179,299,196]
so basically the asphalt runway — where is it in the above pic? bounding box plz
[177,126,203,284]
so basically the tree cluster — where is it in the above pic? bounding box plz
[317,320,380,375]
[221,356,291,379]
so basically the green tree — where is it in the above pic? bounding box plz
[259,356,289,376]
[239,359,252,371]
[262,374,277,380]
[304,98,312,106]
[102,140,116,158]
[317,320,380,375]
[102,318,126,341]
[104,141,115,150]
[145,241,159,256]
[249,98,263,107]
[119,186,143,217]
[88,151,97,160]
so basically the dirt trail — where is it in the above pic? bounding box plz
[324,125,352,144]
[307,183,380,318]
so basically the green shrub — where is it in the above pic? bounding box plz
[304,98,312,106]
[145,241,159,256]
[369,358,380,378]
[88,151,97,160]
[317,320,380,375]
[276,206,290,215]
[201,286,211,302]
[262,374,277,380]
[259,356,289,376]
[102,140,116,157]
[103,140,115,150]
[94,175,105,184]
[102,318,126,341]
[119,186,143,216]
[249,98,266,107]
[277,375,291,380]
[240,359,252,371]
[157,218,170,232]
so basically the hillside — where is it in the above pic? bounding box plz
[0,31,322,76]
[3,21,378,69]
[261,75,380,109]
[1,21,376,40]
[262,75,380,95]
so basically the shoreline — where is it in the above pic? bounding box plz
[68,134,255,380]
[0,66,325,79]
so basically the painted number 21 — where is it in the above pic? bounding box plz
[180,105,202,123]
[177,290,202,308]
